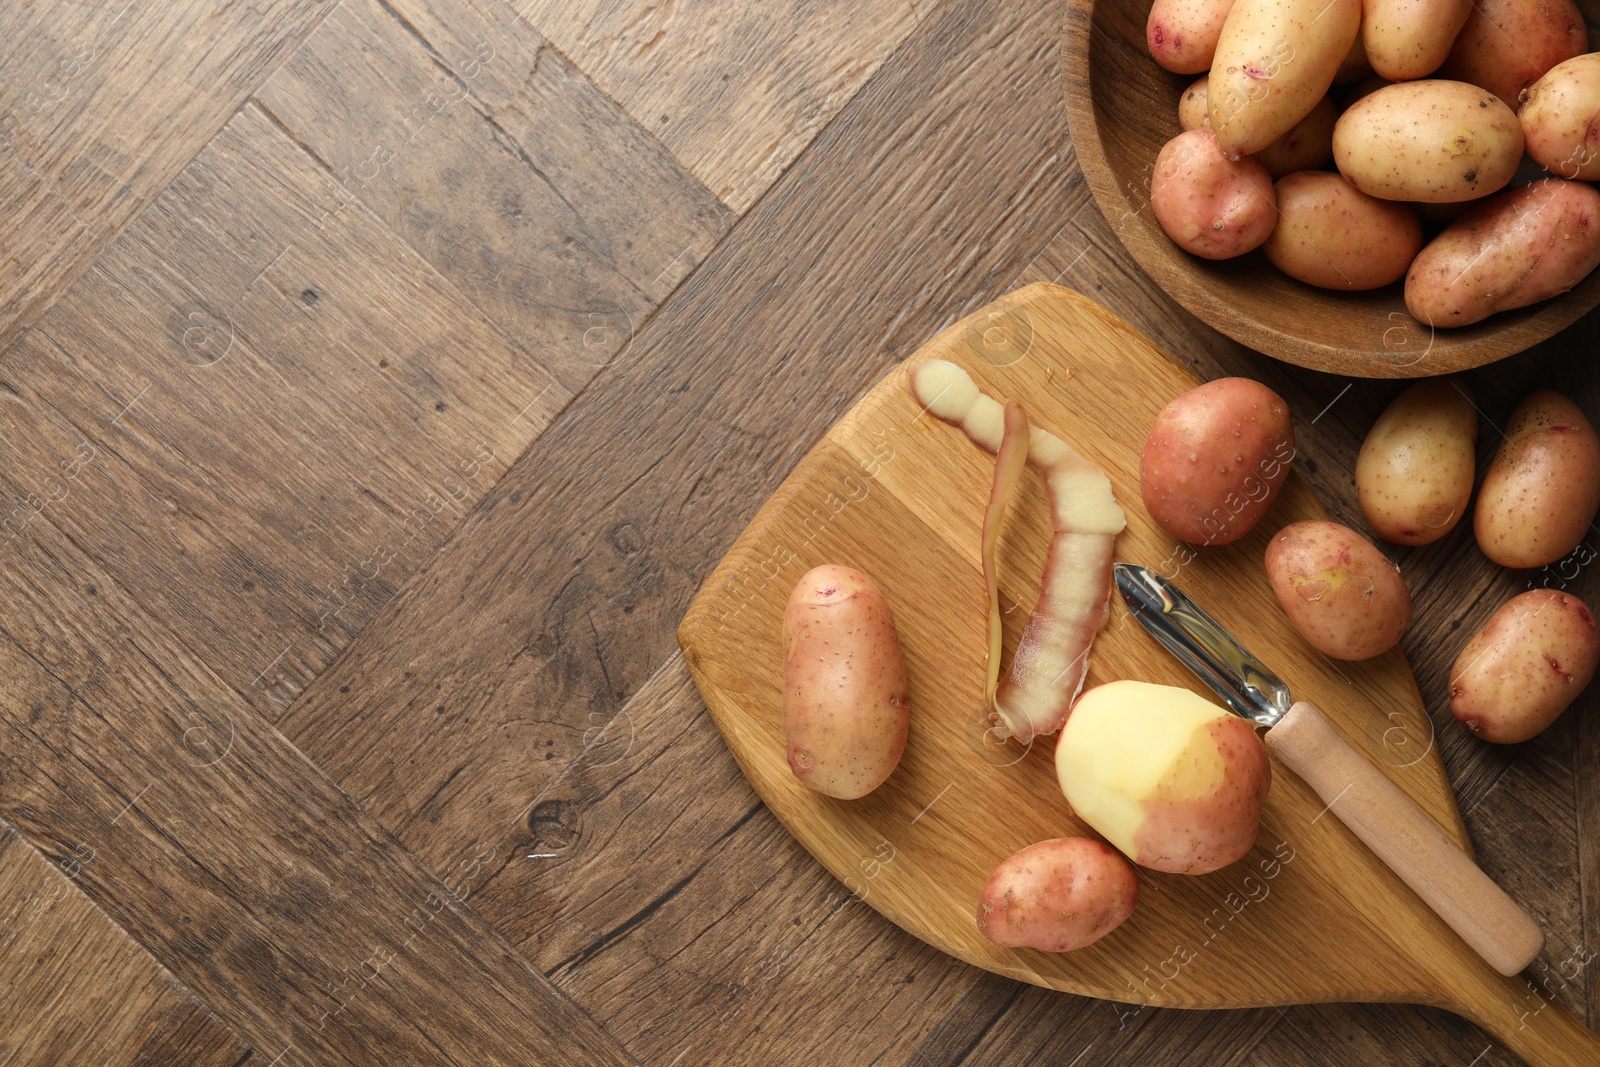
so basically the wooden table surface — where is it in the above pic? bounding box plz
[1,0,1597,1063]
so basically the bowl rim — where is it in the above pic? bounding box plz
[1060,0,1600,378]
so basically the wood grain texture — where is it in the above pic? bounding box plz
[0,508,629,1062]
[515,0,926,212]
[675,285,1600,1067]
[1062,0,1600,375]
[12,101,561,719]
[254,0,730,395]
[0,826,251,1066]
[0,0,332,350]
[275,0,1082,897]
[1,0,1597,1059]
[1010,176,1600,1062]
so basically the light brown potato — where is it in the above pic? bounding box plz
[1266,521,1412,660]
[1149,0,1237,74]
[1405,179,1600,326]
[1357,378,1478,544]
[1179,76,1212,130]
[1139,377,1295,544]
[1057,682,1270,875]
[1264,171,1423,289]
[1333,81,1523,203]
[1150,129,1277,259]
[1208,0,1361,157]
[1334,32,1374,85]
[1438,0,1588,108]
[782,564,909,799]
[977,838,1139,951]
[1450,590,1600,743]
[1474,390,1600,568]
[1362,0,1471,80]
[1520,53,1600,179]
[1254,96,1337,177]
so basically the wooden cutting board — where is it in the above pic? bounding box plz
[676,283,1600,1065]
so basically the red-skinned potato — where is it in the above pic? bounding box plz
[1474,390,1600,568]
[1140,378,1295,545]
[1148,0,1236,74]
[1436,0,1587,108]
[782,565,909,799]
[1356,378,1479,545]
[1520,54,1600,179]
[1150,129,1277,260]
[1266,521,1412,660]
[1057,681,1270,875]
[977,838,1139,951]
[1450,590,1600,743]
[1406,180,1600,327]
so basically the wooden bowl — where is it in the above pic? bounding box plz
[1061,0,1600,378]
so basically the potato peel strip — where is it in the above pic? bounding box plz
[909,359,1126,742]
[984,401,1031,712]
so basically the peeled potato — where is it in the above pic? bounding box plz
[1057,681,1270,875]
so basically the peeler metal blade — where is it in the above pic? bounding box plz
[1112,563,1294,728]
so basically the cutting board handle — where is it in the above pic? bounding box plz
[1265,701,1544,978]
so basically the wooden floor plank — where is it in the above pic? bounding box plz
[254,0,730,395]
[1241,1003,1512,1067]
[474,654,1001,1065]
[0,825,251,1067]
[274,0,1084,898]
[0,517,631,1064]
[8,101,564,719]
[0,0,331,349]
[515,0,927,212]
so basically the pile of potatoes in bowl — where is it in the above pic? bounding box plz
[1145,0,1600,326]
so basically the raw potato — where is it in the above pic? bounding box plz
[1266,520,1412,660]
[1264,171,1423,290]
[1254,96,1338,178]
[1357,378,1478,545]
[1450,590,1600,743]
[1208,0,1360,157]
[781,564,909,799]
[1406,180,1600,327]
[1148,0,1236,74]
[1520,54,1600,179]
[1333,81,1523,203]
[1438,0,1588,108]
[1180,76,1212,130]
[977,838,1139,951]
[1362,0,1471,81]
[1474,390,1600,568]
[1150,129,1277,259]
[1057,681,1270,875]
[1140,377,1295,545]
